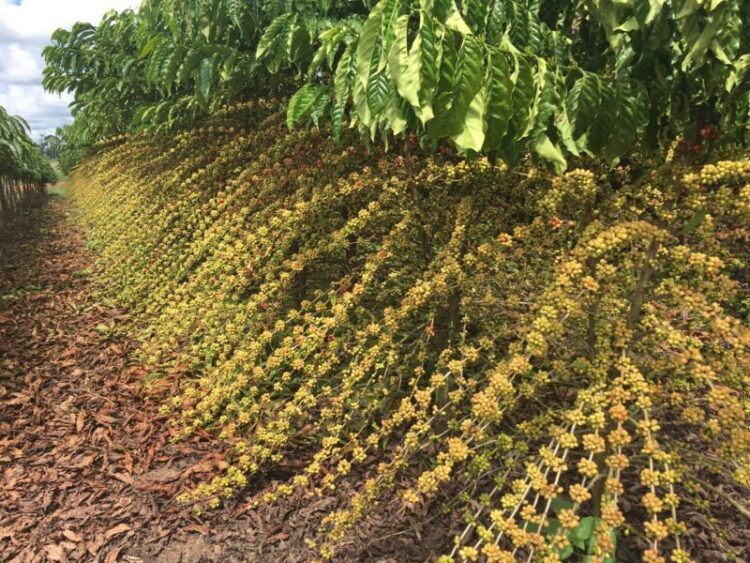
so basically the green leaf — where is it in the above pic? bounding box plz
[416,13,443,123]
[357,10,383,90]
[367,70,391,115]
[388,15,420,108]
[681,208,708,234]
[352,74,372,133]
[163,45,188,93]
[309,90,331,126]
[634,0,667,26]
[331,99,346,142]
[146,38,169,85]
[571,535,586,550]
[452,85,487,151]
[177,49,203,85]
[334,46,354,103]
[727,54,750,93]
[486,0,506,44]
[225,0,242,28]
[386,91,407,135]
[308,43,330,81]
[256,14,293,60]
[524,58,551,140]
[508,54,536,142]
[197,56,213,102]
[289,17,311,63]
[588,81,617,154]
[287,83,328,129]
[567,73,602,152]
[550,496,575,515]
[575,516,598,541]
[427,35,484,137]
[602,82,648,165]
[682,4,729,71]
[484,47,513,151]
[139,35,160,59]
[462,0,489,34]
[533,135,567,174]
[444,0,472,34]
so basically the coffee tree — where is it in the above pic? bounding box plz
[0,106,56,218]
[48,1,750,561]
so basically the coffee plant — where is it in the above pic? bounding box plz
[48,0,750,561]
[0,105,56,218]
[68,100,750,560]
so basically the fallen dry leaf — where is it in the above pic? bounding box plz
[139,466,180,483]
[104,545,123,563]
[105,523,131,539]
[87,534,105,556]
[182,523,209,535]
[62,529,83,542]
[43,543,66,561]
[75,412,85,433]
[94,411,117,425]
[112,472,133,485]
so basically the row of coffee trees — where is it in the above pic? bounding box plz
[47,1,750,561]
[0,105,56,219]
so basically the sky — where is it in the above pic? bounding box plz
[0,0,140,140]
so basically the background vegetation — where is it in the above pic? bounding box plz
[0,105,56,218]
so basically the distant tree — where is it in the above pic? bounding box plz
[37,134,62,159]
[0,105,56,216]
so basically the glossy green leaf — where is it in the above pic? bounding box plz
[287,83,328,128]
[484,47,513,151]
[388,15,420,108]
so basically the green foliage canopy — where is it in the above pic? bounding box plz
[42,1,369,166]
[282,0,750,170]
[0,105,56,216]
[43,0,750,171]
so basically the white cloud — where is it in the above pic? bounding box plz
[0,0,140,43]
[0,0,140,138]
[0,84,73,139]
[0,43,43,84]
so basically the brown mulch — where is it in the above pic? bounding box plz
[0,193,448,563]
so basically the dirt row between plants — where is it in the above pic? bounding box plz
[0,192,449,563]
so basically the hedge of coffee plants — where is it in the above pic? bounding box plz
[50,0,750,560]
[0,105,55,218]
[69,97,750,560]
